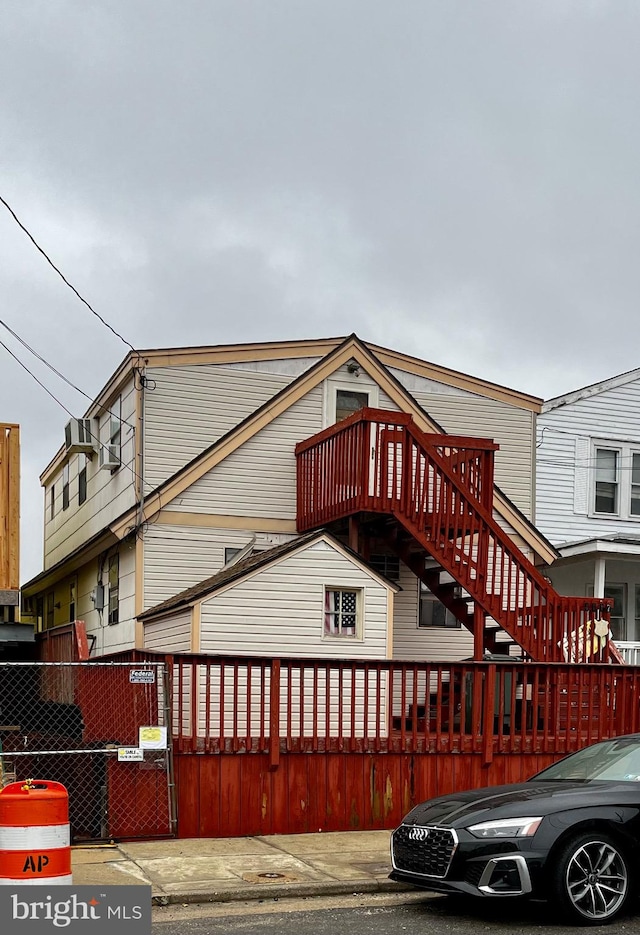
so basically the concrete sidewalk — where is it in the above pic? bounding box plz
[71,830,415,906]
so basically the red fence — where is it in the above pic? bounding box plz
[120,651,639,837]
[163,653,639,763]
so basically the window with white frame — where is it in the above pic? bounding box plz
[593,444,640,519]
[323,588,361,638]
[108,554,119,625]
[594,448,618,514]
[78,455,88,505]
[324,379,379,426]
[106,397,122,467]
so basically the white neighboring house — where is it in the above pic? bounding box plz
[536,367,640,663]
[22,334,557,663]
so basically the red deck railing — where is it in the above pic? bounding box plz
[137,652,639,763]
[296,409,619,664]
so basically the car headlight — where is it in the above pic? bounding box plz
[467,817,542,838]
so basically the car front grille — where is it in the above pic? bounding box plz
[392,824,457,878]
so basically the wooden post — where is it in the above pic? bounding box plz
[348,515,360,553]
[473,603,485,661]
[269,659,281,771]
[483,664,496,765]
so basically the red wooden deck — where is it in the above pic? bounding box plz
[296,409,621,664]
[153,651,640,837]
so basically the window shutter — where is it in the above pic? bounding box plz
[574,436,590,514]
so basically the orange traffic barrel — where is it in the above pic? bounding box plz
[0,780,72,885]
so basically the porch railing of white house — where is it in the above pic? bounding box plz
[122,652,640,767]
[615,642,640,666]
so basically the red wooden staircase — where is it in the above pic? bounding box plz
[296,408,622,664]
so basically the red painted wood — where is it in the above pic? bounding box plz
[173,749,571,838]
[295,410,616,663]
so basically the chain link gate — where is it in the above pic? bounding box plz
[0,661,175,842]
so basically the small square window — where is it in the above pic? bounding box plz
[418,583,460,628]
[335,389,369,423]
[324,588,361,638]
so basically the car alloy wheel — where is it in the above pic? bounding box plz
[554,833,629,924]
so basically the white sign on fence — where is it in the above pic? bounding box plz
[139,726,168,750]
[129,669,156,684]
[117,747,144,762]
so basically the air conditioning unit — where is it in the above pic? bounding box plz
[64,418,96,455]
[99,444,120,471]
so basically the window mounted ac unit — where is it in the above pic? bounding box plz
[64,418,96,455]
[99,444,120,470]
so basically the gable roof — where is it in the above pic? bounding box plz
[40,333,542,483]
[107,334,555,563]
[139,529,399,621]
[543,366,640,413]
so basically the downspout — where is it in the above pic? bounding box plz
[137,368,146,530]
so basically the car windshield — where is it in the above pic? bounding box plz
[531,738,640,783]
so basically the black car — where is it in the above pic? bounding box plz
[390,734,640,925]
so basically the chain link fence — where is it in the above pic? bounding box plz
[0,661,174,842]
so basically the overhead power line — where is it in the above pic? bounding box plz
[0,193,137,353]
[0,317,136,431]
[0,337,77,420]
[0,337,143,495]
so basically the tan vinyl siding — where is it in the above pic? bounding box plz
[416,395,534,517]
[165,367,402,521]
[43,378,138,568]
[166,387,324,519]
[199,539,389,658]
[390,367,535,517]
[143,364,299,490]
[144,609,192,652]
[392,561,474,662]
[142,523,297,610]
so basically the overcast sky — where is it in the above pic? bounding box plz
[2,1,640,581]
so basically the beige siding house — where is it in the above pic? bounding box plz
[23,334,553,661]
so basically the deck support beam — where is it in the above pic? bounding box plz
[473,603,485,661]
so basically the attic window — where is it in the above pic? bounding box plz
[335,389,369,422]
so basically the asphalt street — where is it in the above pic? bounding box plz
[152,891,640,935]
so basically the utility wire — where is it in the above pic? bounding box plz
[0,338,144,495]
[0,317,136,430]
[0,193,137,353]
[0,337,76,420]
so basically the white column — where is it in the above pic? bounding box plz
[594,556,606,599]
